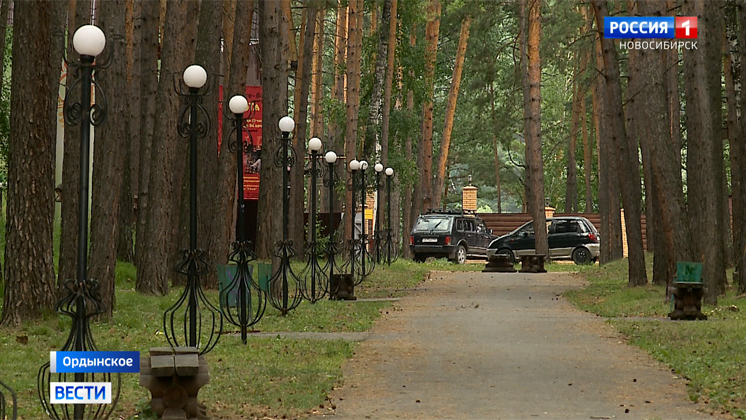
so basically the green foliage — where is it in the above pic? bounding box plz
[0,26,12,183]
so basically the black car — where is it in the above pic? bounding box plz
[409,212,497,264]
[486,216,600,265]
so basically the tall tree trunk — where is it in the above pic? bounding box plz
[403,30,416,259]
[90,0,127,319]
[135,0,160,268]
[581,80,592,213]
[433,15,471,209]
[1,0,58,326]
[683,0,726,304]
[257,0,289,260]
[565,51,586,213]
[521,0,548,255]
[637,0,693,288]
[420,0,441,213]
[117,0,138,264]
[211,0,253,267]
[593,0,647,285]
[58,0,91,295]
[734,0,746,293]
[367,0,392,166]
[381,0,397,181]
[184,0,222,289]
[343,0,363,241]
[290,1,318,258]
[326,3,346,221]
[136,0,197,294]
[312,9,327,212]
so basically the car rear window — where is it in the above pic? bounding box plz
[413,216,452,232]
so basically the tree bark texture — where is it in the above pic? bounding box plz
[581,80,592,213]
[380,0,397,174]
[433,15,471,210]
[257,0,289,260]
[343,0,363,241]
[1,0,58,326]
[521,0,548,255]
[366,0,392,169]
[312,10,327,212]
[136,0,196,295]
[420,0,441,213]
[591,22,622,263]
[291,2,318,257]
[592,0,647,285]
[637,0,693,285]
[135,0,161,268]
[734,0,746,293]
[403,31,416,259]
[683,0,726,304]
[179,0,222,289]
[211,0,253,266]
[89,0,127,319]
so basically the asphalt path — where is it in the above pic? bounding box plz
[326,271,725,420]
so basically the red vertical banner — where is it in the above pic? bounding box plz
[217,86,263,200]
[244,86,262,200]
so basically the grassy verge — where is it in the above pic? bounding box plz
[564,256,746,418]
[0,258,449,419]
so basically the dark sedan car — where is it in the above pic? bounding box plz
[487,216,600,265]
[410,212,497,264]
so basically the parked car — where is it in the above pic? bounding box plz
[486,216,600,265]
[409,211,498,264]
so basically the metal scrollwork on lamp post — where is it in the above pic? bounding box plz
[163,64,223,354]
[267,117,304,315]
[38,25,122,420]
[374,163,384,264]
[355,161,374,284]
[219,94,266,344]
[1,379,17,420]
[322,151,344,293]
[385,167,399,265]
[299,137,328,303]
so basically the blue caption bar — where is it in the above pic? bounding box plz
[604,17,675,39]
[50,351,140,373]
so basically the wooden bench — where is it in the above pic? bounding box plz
[482,254,516,273]
[519,255,547,273]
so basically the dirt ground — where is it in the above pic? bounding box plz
[321,271,731,420]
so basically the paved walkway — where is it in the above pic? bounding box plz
[325,271,726,419]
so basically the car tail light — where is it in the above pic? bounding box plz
[445,236,451,245]
[588,233,598,242]
[410,235,414,245]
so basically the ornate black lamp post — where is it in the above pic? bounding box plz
[373,163,384,263]
[38,25,121,420]
[267,117,303,315]
[163,64,222,354]
[344,159,360,283]
[219,94,266,344]
[323,151,341,288]
[356,160,374,283]
[299,137,328,302]
[385,167,397,265]
[1,379,17,420]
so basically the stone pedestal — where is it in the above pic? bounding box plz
[330,274,356,300]
[140,347,210,420]
[668,283,707,320]
[482,255,516,273]
[519,255,547,273]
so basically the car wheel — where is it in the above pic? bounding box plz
[496,248,515,264]
[453,244,467,264]
[414,253,426,263]
[572,247,592,265]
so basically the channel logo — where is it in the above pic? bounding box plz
[605,17,697,39]
[50,351,140,373]
[50,382,112,404]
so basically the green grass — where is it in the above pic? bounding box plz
[566,256,746,418]
[0,258,443,419]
